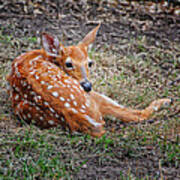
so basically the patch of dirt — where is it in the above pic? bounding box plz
[0,0,179,50]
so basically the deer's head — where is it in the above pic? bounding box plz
[41,24,100,92]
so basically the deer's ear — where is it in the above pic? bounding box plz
[41,33,60,56]
[79,23,101,48]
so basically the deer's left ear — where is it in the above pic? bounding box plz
[79,23,101,48]
[41,32,60,56]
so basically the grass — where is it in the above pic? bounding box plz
[0,33,179,179]
[0,121,179,179]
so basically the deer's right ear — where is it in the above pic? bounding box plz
[41,33,60,56]
[79,23,101,49]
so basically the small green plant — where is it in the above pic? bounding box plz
[27,37,37,43]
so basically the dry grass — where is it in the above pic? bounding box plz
[0,32,179,179]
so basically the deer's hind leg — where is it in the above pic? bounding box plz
[91,91,172,123]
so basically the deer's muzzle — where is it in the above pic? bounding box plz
[80,80,92,92]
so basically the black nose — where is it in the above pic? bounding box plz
[80,81,92,92]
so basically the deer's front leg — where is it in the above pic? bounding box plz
[90,91,172,123]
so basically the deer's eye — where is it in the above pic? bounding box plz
[65,62,73,68]
[88,61,94,68]
[65,57,73,69]
[87,57,94,68]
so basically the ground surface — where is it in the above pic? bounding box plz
[0,0,180,179]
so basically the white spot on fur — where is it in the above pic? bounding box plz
[82,105,86,109]
[14,62,18,67]
[73,80,79,85]
[35,75,39,80]
[61,84,66,88]
[79,86,83,91]
[6,83,11,91]
[23,100,28,105]
[60,97,65,101]
[40,116,44,121]
[47,85,53,90]
[37,96,41,100]
[29,66,33,71]
[34,96,38,102]
[72,85,79,91]
[64,79,71,84]
[71,108,78,114]
[70,94,75,100]
[30,91,36,96]
[48,120,54,125]
[58,81,63,86]
[41,81,45,85]
[23,82,27,87]
[35,106,40,111]
[15,69,21,78]
[49,107,55,113]
[85,102,90,107]
[80,109,86,113]
[73,101,77,106]
[15,94,19,100]
[27,113,31,118]
[52,91,59,97]
[15,87,20,92]
[44,101,49,106]
[21,81,27,87]
[30,71,36,75]
[17,103,21,110]
[85,97,91,107]
[22,114,26,120]
[55,114,59,118]
[64,102,70,108]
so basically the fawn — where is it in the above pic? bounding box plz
[7,24,172,137]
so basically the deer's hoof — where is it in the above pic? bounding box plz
[163,98,173,107]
